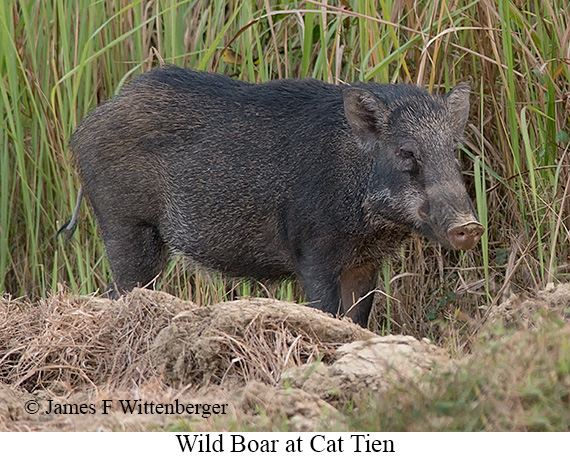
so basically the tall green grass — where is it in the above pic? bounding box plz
[1,0,568,343]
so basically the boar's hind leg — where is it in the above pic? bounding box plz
[102,222,167,294]
[340,265,377,328]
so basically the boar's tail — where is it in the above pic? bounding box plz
[57,186,84,240]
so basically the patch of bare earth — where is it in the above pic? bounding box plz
[1,283,569,431]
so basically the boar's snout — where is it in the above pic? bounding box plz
[448,221,484,250]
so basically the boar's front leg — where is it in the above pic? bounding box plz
[299,261,343,319]
[339,264,377,328]
[299,260,377,327]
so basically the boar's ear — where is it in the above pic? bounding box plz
[342,87,388,142]
[445,83,471,138]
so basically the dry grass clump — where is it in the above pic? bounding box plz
[0,289,372,394]
[0,288,192,392]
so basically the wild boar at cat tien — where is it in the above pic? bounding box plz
[62,67,484,327]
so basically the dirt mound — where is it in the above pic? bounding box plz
[282,335,448,404]
[152,298,374,387]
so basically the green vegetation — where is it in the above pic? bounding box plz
[1,0,569,343]
[349,319,570,431]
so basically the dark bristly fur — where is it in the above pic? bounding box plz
[70,66,483,327]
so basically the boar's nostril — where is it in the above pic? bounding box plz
[448,222,484,250]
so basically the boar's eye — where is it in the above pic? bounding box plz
[396,146,418,173]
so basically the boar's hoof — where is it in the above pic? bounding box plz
[448,222,484,250]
